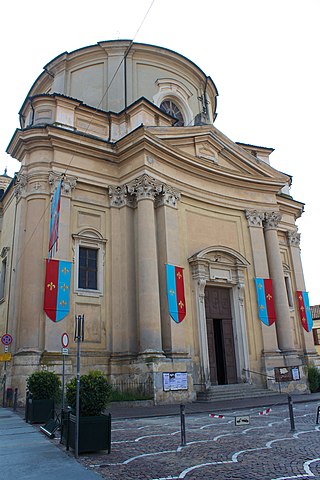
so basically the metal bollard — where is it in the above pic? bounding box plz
[13,388,18,412]
[180,404,186,446]
[288,395,295,432]
[316,406,320,425]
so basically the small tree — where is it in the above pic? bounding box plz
[66,370,112,416]
[27,370,61,401]
[307,365,320,393]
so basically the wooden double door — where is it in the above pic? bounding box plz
[205,286,237,385]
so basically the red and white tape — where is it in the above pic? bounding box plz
[259,407,271,416]
[209,414,225,419]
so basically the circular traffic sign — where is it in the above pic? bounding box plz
[61,332,69,348]
[1,333,13,346]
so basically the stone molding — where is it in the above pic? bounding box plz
[245,210,265,227]
[287,229,301,247]
[263,211,282,230]
[109,174,180,208]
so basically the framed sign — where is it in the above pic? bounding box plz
[274,366,300,382]
[163,372,188,391]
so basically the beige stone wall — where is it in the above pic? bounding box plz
[2,40,316,404]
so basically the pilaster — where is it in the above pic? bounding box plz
[245,210,279,355]
[287,229,316,355]
[108,184,137,359]
[155,184,188,357]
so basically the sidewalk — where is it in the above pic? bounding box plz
[0,408,102,480]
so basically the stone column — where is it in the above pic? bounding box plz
[108,185,137,357]
[245,210,279,353]
[127,174,163,356]
[155,184,188,356]
[287,229,315,354]
[263,212,296,352]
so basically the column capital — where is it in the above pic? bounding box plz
[14,172,28,199]
[155,184,181,208]
[127,173,163,201]
[263,211,282,230]
[245,209,265,227]
[287,228,301,247]
[48,171,77,196]
[108,184,136,208]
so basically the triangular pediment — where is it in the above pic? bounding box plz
[150,127,289,185]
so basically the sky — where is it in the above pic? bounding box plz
[1,0,319,304]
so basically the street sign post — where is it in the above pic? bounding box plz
[61,333,70,412]
[74,314,84,459]
[1,333,13,407]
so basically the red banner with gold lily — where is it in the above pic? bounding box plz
[166,264,186,323]
[296,291,313,332]
[44,259,72,322]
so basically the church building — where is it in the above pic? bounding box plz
[0,40,317,404]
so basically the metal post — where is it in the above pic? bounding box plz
[61,353,65,412]
[180,404,186,446]
[2,364,7,407]
[13,387,18,412]
[316,406,320,425]
[288,395,295,432]
[74,314,84,458]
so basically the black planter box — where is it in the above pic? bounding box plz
[66,413,111,453]
[26,398,54,424]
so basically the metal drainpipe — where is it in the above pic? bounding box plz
[2,188,18,407]
[124,54,127,109]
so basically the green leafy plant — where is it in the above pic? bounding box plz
[110,388,152,402]
[26,370,61,401]
[66,370,112,416]
[307,365,320,393]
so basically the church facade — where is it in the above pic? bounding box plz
[0,41,317,404]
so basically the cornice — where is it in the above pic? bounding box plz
[7,125,116,162]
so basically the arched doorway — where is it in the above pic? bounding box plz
[205,286,237,385]
[189,246,250,389]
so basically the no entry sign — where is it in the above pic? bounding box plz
[61,332,69,348]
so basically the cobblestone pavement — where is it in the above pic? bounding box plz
[53,402,320,480]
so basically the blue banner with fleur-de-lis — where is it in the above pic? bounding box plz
[44,259,72,322]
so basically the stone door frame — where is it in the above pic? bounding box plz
[189,246,250,389]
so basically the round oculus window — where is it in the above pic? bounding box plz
[160,100,184,126]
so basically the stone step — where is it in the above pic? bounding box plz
[196,384,279,402]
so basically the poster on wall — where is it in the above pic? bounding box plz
[163,372,188,391]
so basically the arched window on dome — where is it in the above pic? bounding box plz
[160,100,185,126]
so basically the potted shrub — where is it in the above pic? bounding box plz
[65,370,112,453]
[26,370,61,423]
